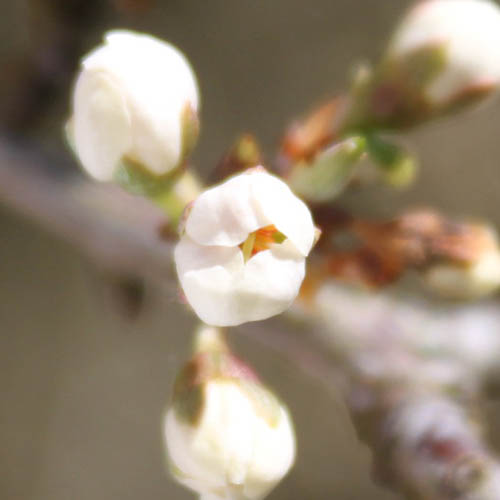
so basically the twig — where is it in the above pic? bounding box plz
[0,137,173,281]
[2,136,500,499]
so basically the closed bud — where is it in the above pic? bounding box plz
[423,225,500,299]
[67,30,200,185]
[346,0,500,129]
[164,326,296,500]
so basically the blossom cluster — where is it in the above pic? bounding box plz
[64,2,500,497]
[67,30,305,500]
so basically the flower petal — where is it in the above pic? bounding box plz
[175,236,305,326]
[185,173,265,247]
[175,236,246,325]
[73,69,132,181]
[235,241,306,320]
[250,171,315,256]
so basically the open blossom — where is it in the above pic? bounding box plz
[164,326,296,500]
[387,0,500,106]
[174,168,316,326]
[68,30,199,182]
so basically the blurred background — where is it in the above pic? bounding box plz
[2,1,500,499]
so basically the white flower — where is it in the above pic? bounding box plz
[388,0,500,105]
[164,326,296,500]
[68,30,199,181]
[174,168,316,326]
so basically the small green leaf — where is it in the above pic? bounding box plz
[365,133,418,188]
[288,136,366,202]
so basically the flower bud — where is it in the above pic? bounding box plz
[346,0,500,129]
[67,30,199,184]
[423,250,500,300]
[164,326,296,500]
[174,168,316,326]
[422,225,500,299]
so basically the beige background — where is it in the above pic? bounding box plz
[2,1,500,499]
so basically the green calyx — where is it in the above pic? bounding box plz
[113,157,178,197]
[172,339,283,428]
[180,102,200,161]
[364,133,418,188]
[344,43,448,131]
[288,135,366,202]
[114,158,201,228]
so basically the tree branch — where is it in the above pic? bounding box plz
[2,136,500,499]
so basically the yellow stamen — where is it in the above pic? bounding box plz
[240,225,287,262]
[241,231,257,263]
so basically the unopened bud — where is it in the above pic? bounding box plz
[346,0,500,129]
[164,326,296,500]
[423,225,500,299]
[67,30,200,187]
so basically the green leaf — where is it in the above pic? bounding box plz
[364,133,418,187]
[288,136,366,202]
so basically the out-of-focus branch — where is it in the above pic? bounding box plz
[2,137,500,499]
[301,282,500,499]
[0,138,173,282]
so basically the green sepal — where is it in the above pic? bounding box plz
[383,42,448,92]
[288,135,366,202]
[180,102,200,161]
[344,43,448,131]
[172,355,213,427]
[173,384,205,427]
[364,133,418,188]
[113,157,178,197]
[64,118,77,156]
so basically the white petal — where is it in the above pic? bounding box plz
[243,406,295,499]
[175,236,246,326]
[250,171,315,256]
[175,237,305,326]
[73,69,132,181]
[165,410,225,494]
[186,170,315,255]
[235,241,306,321]
[185,173,265,247]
